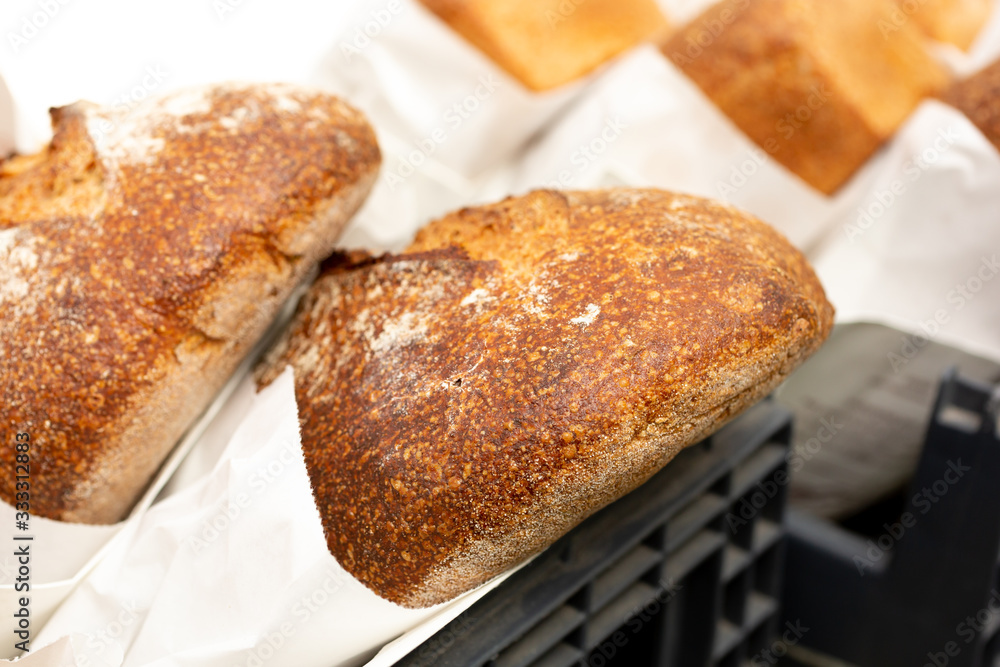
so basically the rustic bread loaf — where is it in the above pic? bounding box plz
[256,188,833,607]
[895,0,992,50]
[943,58,1000,152]
[662,0,948,194]
[417,0,669,91]
[0,83,380,524]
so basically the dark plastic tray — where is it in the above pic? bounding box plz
[397,399,794,667]
[782,370,1000,667]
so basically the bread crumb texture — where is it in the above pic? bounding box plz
[256,188,834,607]
[0,83,380,523]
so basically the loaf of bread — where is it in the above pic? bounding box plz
[662,0,948,194]
[943,58,1000,152]
[417,0,669,91]
[0,83,380,524]
[256,188,833,607]
[896,0,992,50]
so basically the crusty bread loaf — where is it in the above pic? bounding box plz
[417,0,669,91]
[943,58,1000,152]
[896,0,992,50]
[256,188,833,607]
[0,83,380,524]
[662,0,948,194]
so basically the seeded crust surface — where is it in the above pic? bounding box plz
[257,188,833,607]
[0,83,381,523]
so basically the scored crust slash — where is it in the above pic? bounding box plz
[256,188,834,608]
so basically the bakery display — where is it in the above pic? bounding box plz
[943,57,1000,152]
[416,0,670,91]
[662,0,948,194]
[0,83,381,524]
[256,188,834,607]
[897,0,992,50]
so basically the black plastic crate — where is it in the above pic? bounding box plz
[781,370,1000,667]
[398,399,794,667]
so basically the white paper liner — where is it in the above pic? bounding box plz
[809,100,1000,363]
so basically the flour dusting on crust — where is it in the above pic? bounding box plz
[0,228,42,318]
[259,188,835,608]
[570,303,600,326]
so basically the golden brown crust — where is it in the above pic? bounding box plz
[257,188,833,607]
[662,0,947,194]
[0,83,380,523]
[896,0,992,50]
[417,0,669,91]
[943,58,1000,153]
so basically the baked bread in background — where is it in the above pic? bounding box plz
[0,83,380,524]
[256,188,834,607]
[896,0,992,50]
[943,57,1000,152]
[417,0,669,91]
[663,0,948,195]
